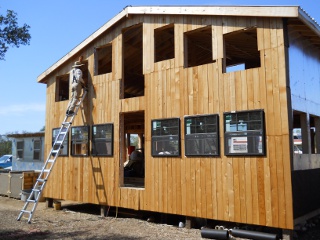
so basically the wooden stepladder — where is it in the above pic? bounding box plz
[17,90,87,223]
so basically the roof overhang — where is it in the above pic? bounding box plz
[7,132,45,138]
[37,5,320,83]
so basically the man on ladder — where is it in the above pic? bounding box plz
[17,57,88,223]
[66,59,86,115]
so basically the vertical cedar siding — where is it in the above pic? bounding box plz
[43,14,293,229]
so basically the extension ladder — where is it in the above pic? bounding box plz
[17,90,87,223]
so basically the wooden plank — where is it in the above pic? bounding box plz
[282,135,294,228]
[192,67,199,115]
[246,69,254,110]
[244,158,253,223]
[198,65,205,114]
[269,136,279,226]
[216,158,223,219]
[256,32,272,225]
[227,157,234,221]
[167,157,173,214]
[174,16,184,68]
[221,157,229,220]
[143,16,153,74]
[251,158,259,224]
[195,157,202,217]
[161,156,168,213]
[275,136,286,227]
[78,157,84,202]
[205,158,213,219]
[223,73,231,112]
[252,68,261,109]
[190,157,196,217]
[257,158,266,226]
[233,158,241,223]
[238,157,247,223]
[211,157,218,219]
[229,71,236,111]
[234,71,242,111]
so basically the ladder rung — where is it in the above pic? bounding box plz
[37,179,46,183]
[43,169,50,173]
[48,159,55,163]
[27,199,37,203]
[62,122,72,125]
[21,210,32,214]
[32,188,41,192]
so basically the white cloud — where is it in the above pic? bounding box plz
[0,103,45,116]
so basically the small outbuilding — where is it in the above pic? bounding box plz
[8,132,45,171]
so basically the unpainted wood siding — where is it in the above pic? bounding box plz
[43,14,293,229]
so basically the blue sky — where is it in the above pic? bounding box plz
[0,0,318,135]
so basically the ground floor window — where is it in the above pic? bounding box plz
[224,109,265,156]
[151,118,180,156]
[71,126,89,156]
[185,114,219,156]
[52,128,69,156]
[91,124,113,156]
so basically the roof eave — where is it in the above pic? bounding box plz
[297,7,320,38]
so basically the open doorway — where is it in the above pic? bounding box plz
[120,111,145,188]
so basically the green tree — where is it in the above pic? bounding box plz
[0,135,12,156]
[0,9,31,60]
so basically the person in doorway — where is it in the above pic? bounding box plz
[66,60,86,115]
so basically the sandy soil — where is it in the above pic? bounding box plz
[0,196,202,240]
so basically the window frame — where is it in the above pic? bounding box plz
[224,109,266,156]
[154,23,175,62]
[151,118,180,157]
[184,25,215,68]
[184,114,220,156]
[70,125,90,157]
[91,123,114,157]
[223,27,261,73]
[94,43,112,75]
[17,140,24,159]
[55,74,70,102]
[33,139,41,160]
[52,128,69,156]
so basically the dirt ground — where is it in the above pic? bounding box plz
[1,195,320,240]
[0,195,202,240]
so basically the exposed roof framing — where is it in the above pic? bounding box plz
[37,5,320,83]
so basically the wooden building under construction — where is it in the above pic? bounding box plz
[37,5,320,233]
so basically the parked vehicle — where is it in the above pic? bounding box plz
[0,155,13,169]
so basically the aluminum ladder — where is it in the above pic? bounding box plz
[17,90,87,223]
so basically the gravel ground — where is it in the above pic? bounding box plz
[1,195,320,240]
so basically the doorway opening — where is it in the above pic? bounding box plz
[120,111,145,188]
